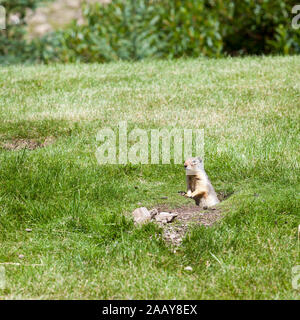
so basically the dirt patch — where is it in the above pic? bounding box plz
[153,204,223,247]
[1,136,55,151]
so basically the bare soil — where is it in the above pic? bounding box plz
[153,203,223,247]
[1,137,55,151]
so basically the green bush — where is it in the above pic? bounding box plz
[36,0,223,63]
[209,0,300,55]
[1,0,300,64]
[0,0,51,63]
[37,0,299,63]
[155,0,222,58]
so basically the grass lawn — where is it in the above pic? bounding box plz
[0,56,299,299]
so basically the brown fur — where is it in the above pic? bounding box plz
[184,157,219,207]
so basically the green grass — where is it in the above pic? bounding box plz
[0,56,299,299]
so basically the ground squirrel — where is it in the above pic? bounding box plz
[184,157,220,208]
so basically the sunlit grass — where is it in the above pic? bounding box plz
[0,56,299,299]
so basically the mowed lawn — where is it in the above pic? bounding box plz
[0,56,299,299]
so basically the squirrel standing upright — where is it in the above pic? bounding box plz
[184,157,219,208]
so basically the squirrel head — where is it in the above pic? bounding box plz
[184,157,204,173]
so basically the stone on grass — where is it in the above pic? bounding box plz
[184,266,193,271]
[132,207,151,225]
[149,208,159,218]
[155,212,178,224]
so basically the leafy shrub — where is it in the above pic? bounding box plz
[36,0,223,63]
[155,0,222,58]
[208,0,300,55]
[1,0,300,64]
[37,0,299,63]
[0,0,51,63]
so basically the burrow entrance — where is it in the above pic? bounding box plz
[152,191,233,246]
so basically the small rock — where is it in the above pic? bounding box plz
[155,212,178,223]
[149,208,158,218]
[132,207,151,225]
[25,228,32,232]
[160,196,168,199]
[18,254,25,259]
[184,266,193,271]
